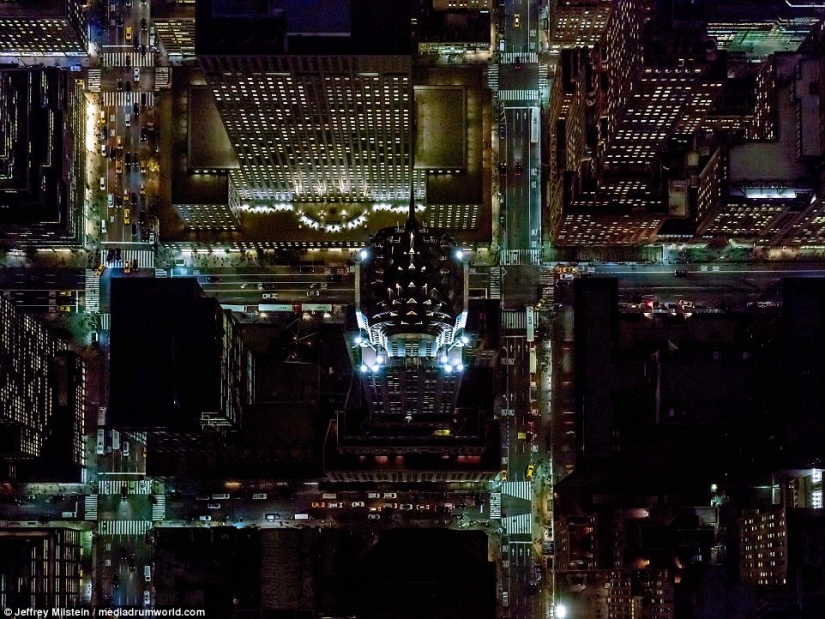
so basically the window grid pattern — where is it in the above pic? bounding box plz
[740,509,788,586]
[201,55,414,203]
[0,296,66,459]
[0,19,84,56]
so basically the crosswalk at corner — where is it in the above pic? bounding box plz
[100,248,155,269]
[103,91,155,108]
[501,52,538,64]
[502,513,532,535]
[84,495,98,521]
[490,492,502,519]
[103,51,155,68]
[501,481,533,502]
[85,269,100,313]
[152,495,165,521]
[88,69,101,93]
[98,520,151,536]
[99,479,152,495]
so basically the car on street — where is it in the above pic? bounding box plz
[675,269,688,277]
[328,502,343,509]
[311,501,325,508]
[252,493,267,500]
[126,26,132,41]
[526,463,535,480]
[514,13,520,28]
[399,504,414,511]
[367,492,381,499]
[124,208,131,225]
[207,503,221,509]
[265,513,279,521]
[134,68,140,82]
[351,501,365,508]
[383,492,397,499]
[367,513,381,520]
[143,591,151,606]
[198,515,211,521]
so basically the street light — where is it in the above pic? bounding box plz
[556,604,568,619]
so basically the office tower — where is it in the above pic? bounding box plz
[14,350,88,482]
[0,0,88,56]
[547,0,825,246]
[0,66,86,248]
[195,0,415,206]
[327,190,500,482]
[151,0,197,64]
[0,527,83,608]
[109,278,245,460]
[0,296,77,476]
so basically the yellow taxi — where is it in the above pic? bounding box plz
[58,305,72,313]
[124,208,131,225]
[115,159,122,174]
[514,13,520,28]
[526,463,535,480]
[96,264,106,276]
[500,470,508,482]
[517,431,527,440]
[126,27,132,41]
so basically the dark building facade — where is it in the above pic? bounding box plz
[109,278,243,457]
[0,296,82,480]
[0,527,83,609]
[0,66,85,247]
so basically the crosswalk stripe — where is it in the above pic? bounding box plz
[490,492,502,519]
[501,52,538,64]
[102,91,155,108]
[102,52,155,68]
[98,479,152,495]
[502,311,526,330]
[84,495,98,521]
[502,481,533,502]
[500,249,541,266]
[99,520,151,536]
[100,313,110,331]
[85,269,100,313]
[489,266,501,299]
[100,249,155,269]
[488,65,499,91]
[502,513,532,535]
[499,89,540,102]
[152,495,166,521]
[88,69,102,93]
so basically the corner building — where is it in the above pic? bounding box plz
[195,0,415,205]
